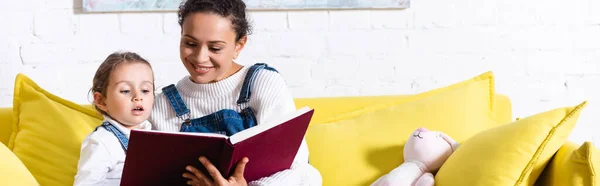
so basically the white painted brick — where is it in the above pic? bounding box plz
[493,26,572,51]
[39,0,74,9]
[327,30,407,57]
[524,51,600,76]
[20,42,76,65]
[0,0,44,12]
[241,32,273,58]
[34,10,76,38]
[76,14,120,35]
[119,13,163,35]
[357,57,397,84]
[583,0,600,24]
[366,30,407,56]
[571,26,600,50]
[151,63,190,90]
[248,12,288,31]
[117,34,181,63]
[288,11,328,30]
[0,63,23,107]
[0,12,33,36]
[329,10,371,30]
[370,9,413,29]
[452,0,497,26]
[268,31,327,58]
[0,38,21,65]
[565,76,600,104]
[57,63,103,105]
[495,0,539,26]
[412,0,457,28]
[70,33,125,63]
[326,30,372,56]
[569,52,600,76]
[537,0,584,26]
[408,28,497,53]
[310,56,365,87]
[321,85,361,97]
[163,13,181,34]
[247,57,314,88]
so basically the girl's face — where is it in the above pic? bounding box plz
[94,62,154,129]
[179,12,246,84]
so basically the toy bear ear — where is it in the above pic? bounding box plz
[439,132,460,151]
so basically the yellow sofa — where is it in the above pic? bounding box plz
[1,72,597,186]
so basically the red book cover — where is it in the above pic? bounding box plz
[120,107,314,186]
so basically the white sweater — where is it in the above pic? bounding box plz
[74,116,152,186]
[149,66,322,186]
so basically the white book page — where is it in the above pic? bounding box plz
[228,106,312,145]
[132,129,229,139]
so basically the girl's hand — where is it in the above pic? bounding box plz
[183,156,249,186]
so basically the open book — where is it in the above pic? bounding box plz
[119,106,314,186]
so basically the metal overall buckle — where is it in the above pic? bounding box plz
[179,113,191,125]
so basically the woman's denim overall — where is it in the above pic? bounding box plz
[162,63,278,136]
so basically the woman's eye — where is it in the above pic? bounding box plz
[210,47,221,51]
[185,42,197,47]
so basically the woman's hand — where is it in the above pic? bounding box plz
[182,156,249,186]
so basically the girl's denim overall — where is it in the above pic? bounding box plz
[95,122,129,152]
[162,63,278,136]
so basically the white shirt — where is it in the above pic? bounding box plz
[73,116,152,186]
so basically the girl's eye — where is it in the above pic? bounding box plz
[120,90,130,94]
[142,90,151,94]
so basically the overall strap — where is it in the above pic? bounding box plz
[162,84,191,124]
[100,122,129,152]
[236,63,278,105]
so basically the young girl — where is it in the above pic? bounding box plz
[149,0,322,185]
[74,51,155,186]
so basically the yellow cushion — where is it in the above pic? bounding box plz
[537,141,599,186]
[435,101,588,186]
[9,74,102,186]
[0,107,13,145]
[0,142,39,185]
[305,71,496,186]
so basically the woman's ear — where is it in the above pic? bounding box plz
[233,36,247,60]
[93,92,108,113]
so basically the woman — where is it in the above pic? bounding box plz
[148,0,322,185]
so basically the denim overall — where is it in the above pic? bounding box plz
[162,63,278,136]
[95,122,129,152]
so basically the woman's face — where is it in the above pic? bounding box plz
[179,12,246,84]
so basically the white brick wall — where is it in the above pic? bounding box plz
[1,0,599,147]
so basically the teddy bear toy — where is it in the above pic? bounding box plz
[371,127,460,186]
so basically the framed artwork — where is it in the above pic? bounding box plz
[82,0,409,12]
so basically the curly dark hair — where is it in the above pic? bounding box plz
[178,0,252,42]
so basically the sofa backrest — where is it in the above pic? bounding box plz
[0,94,512,146]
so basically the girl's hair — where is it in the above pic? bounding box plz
[177,0,252,42]
[90,51,153,116]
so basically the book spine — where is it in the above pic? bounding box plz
[218,142,235,178]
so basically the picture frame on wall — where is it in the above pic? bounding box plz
[82,0,410,12]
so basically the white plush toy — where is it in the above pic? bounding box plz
[371,127,460,186]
